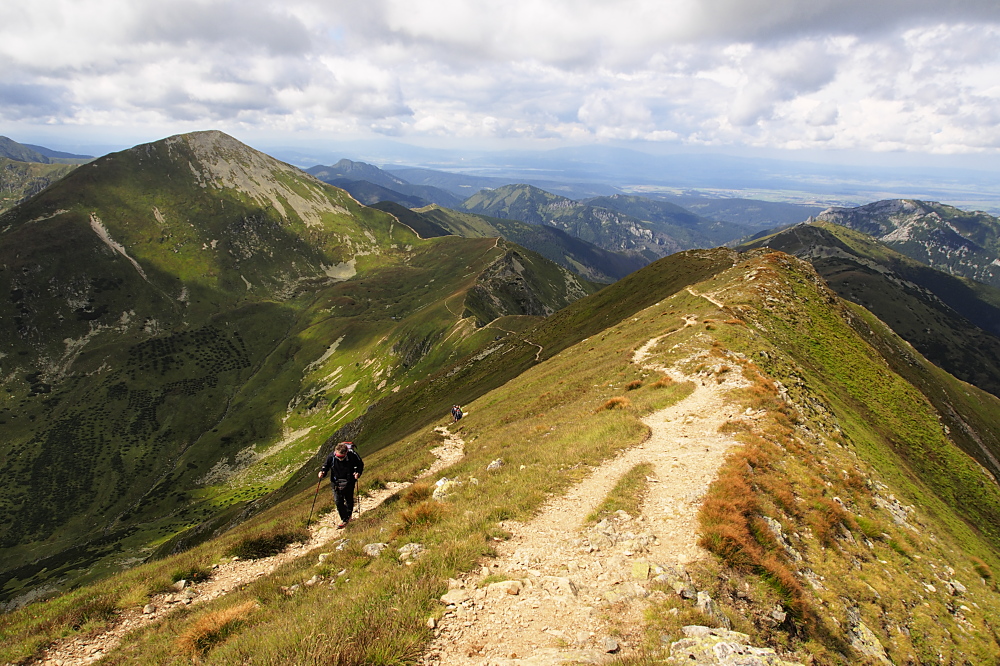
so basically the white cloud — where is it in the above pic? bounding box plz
[0,0,998,157]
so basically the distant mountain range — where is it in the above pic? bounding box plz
[0,136,92,164]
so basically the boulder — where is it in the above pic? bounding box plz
[486,580,523,597]
[665,626,804,665]
[440,588,471,605]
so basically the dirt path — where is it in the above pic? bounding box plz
[33,429,465,666]
[422,341,748,665]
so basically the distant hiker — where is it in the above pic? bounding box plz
[318,441,364,528]
[451,405,463,422]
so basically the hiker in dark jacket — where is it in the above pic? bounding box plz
[318,442,364,528]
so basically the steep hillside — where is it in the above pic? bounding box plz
[373,202,646,282]
[0,131,595,606]
[816,199,1000,288]
[7,248,1000,665]
[744,221,1000,398]
[0,157,78,212]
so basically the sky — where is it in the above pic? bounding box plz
[2,0,1000,168]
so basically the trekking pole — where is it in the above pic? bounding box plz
[306,477,322,527]
[353,479,361,519]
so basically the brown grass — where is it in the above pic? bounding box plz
[597,396,631,412]
[175,601,258,662]
[651,376,674,389]
[402,483,433,505]
[395,500,445,535]
[625,380,643,391]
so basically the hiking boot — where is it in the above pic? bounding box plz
[337,520,349,529]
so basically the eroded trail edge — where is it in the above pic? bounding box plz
[423,344,752,665]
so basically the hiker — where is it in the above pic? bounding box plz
[451,404,463,422]
[318,441,364,528]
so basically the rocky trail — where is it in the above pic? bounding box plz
[422,336,797,665]
[32,429,465,666]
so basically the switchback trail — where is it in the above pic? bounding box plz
[32,428,466,666]
[422,339,752,665]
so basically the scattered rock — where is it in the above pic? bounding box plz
[398,543,425,561]
[441,588,470,605]
[695,592,732,629]
[318,553,330,564]
[433,478,460,500]
[666,626,804,665]
[142,604,156,615]
[486,458,504,471]
[362,542,389,557]
[171,579,187,592]
[427,617,437,629]
[485,580,522,597]
[602,637,620,653]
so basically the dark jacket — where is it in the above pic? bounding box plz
[321,449,364,481]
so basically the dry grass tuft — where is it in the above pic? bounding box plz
[396,500,445,535]
[402,483,433,505]
[625,380,643,391]
[175,601,258,662]
[651,376,674,389]
[597,396,631,412]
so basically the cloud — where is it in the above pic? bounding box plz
[0,0,998,157]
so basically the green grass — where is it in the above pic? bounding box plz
[585,462,654,524]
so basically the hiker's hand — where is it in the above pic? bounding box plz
[318,471,324,479]
[354,472,360,479]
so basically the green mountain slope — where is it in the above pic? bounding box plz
[743,221,1000,399]
[0,131,596,605]
[816,199,1000,288]
[372,202,646,283]
[8,248,1000,664]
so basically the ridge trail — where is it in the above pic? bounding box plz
[423,340,748,665]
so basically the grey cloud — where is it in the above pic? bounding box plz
[131,0,312,55]
[0,82,69,119]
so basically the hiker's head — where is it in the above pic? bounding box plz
[334,442,349,459]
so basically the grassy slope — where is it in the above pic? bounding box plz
[7,249,1000,664]
[745,222,1000,401]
